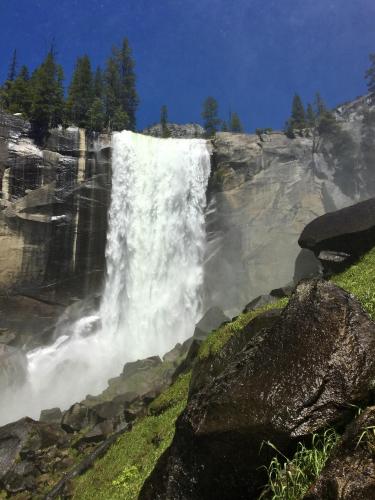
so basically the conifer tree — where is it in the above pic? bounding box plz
[8,50,17,82]
[114,38,139,131]
[230,112,243,132]
[365,53,375,96]
[291,94,306,129]
[314,92,327,117]
[285,94,306,137]
[104,56,126,130]
[306,103,315,127]
[66,55,93,128]
[202,97,220,138]
[88,97,105,132]
[160,105,171,138]
[6,66,31,116]
[93,67,103,99]
[29,50,65,143]
[221,120,228,132]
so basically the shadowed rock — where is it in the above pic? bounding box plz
[0,417,67,494]
[304,406,375,500]
[299,197,375,273]
[140,280,375,500]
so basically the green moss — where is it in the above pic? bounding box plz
[72,373,191,500]
[332,246,375,319]
[198,298,289,360]
[149,372,191,415]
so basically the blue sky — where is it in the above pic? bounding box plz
[0,0,374,131]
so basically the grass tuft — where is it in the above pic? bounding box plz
[260,429,339,500]
[332,246,375,319]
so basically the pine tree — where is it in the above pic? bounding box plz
[202,97,220,138]
[104,56,123,129]
[29,50,65,143]
[112,106,129,131]
[221,120,228,132]
[114,38,139,131]
[230,112,243,132]
[365,53,375,96]
[66,55,93,128]
[160,105,171,138]
[314,92,327,117]
[8,50,17,82]
[306,103,315,127]
[88,97,105,132]
[6,66,31,116]
[93,67,103,99]
[291,94,306,129]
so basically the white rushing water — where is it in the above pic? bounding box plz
[0,131,211,424]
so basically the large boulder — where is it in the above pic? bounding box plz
[299,197,375,273]
[140,280,375,500]
[305,406,375,500]
[0,417,67,494]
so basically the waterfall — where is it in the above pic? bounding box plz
[0,131,211,425]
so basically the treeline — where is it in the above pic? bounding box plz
[0,38,138,143]
[158,98,244,139]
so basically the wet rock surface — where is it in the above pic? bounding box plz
[304,406,375,500]
[299,197,375,273]
[141,279,375,500]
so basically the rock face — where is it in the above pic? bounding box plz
[0,111,111,301]
[305,406,375,500]
[205,96,375,313]
[142,122,205,139]
[299,197,375,273]
[0,417,67,495]
[140,279,375,500]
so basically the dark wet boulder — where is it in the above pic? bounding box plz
[61,403,99,433]
[140,280,375,500]
[39,408,62,425]
[0,417,67,494]
[299,198,375,273]
[189,308,282,397]
[304,406,375,500]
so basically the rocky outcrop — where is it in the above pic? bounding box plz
[0,417,68,495]
[205,96,375,313]
[299,197,375,273]
[140,279,375,500]
[142,123,205,139]
[305,406,375,500]
[0,111,111,302]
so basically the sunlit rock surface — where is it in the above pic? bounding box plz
[205,95,375,313]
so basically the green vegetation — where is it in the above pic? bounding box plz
[198,297,288,360]
[202,96,221,137]
[260,429,339,500]
[286,93,306,137]
[365,53,375,96]
[160,104,171,138]
[332,245,375,319]
[73,372,191,500]
[229,111,244,133]
[0,38,138,140]
[66,55,94,129]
